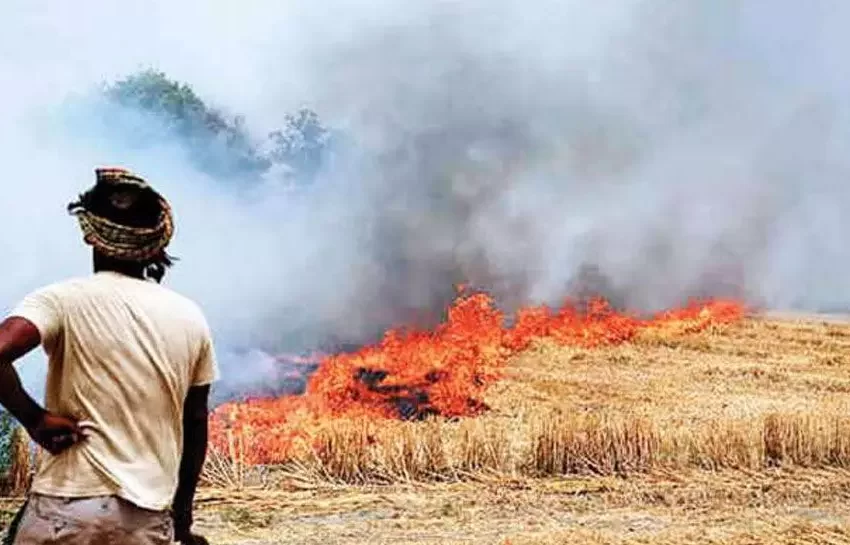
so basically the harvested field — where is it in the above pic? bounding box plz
[192,470,850,544]
[189,312,850,543]
[5,312,850,543]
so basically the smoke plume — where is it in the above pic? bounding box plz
[2,0,850,402]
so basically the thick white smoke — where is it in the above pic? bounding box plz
[2,0,850,401]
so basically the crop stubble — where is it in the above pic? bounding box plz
[195,314,850,544]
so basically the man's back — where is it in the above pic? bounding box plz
[12,271,217,511]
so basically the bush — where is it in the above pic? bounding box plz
[0,412,17,472]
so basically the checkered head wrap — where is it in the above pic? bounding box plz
[68,167,174,262]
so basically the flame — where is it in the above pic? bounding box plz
[210,293,744,464]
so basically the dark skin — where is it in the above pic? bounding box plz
[0,251,210,545]
[172,385,210,545]
[0,318,81,454]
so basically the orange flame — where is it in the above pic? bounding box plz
[210,293,744,464]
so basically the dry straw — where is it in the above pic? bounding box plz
[203,410,850,487]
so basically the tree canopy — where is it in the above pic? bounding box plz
[104,69,332,185]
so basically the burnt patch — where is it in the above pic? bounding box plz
[354,366,487,421]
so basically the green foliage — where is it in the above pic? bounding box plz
[103,69,334,184]
[0,412,16,472]
[105,69,270,179]
[267,107,332,182]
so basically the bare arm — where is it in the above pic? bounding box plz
[172,384,211,545]
[0,317,80,453]
[0,318,45,428]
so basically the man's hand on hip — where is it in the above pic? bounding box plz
[27,412,84,455]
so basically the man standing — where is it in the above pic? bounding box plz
[0,168,217,544]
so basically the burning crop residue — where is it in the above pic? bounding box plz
[210,292,744,464]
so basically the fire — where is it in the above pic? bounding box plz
[210,293,744,464]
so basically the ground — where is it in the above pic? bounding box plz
[192,469,850,544]
[6,312,850,544]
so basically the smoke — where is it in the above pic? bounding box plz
[2,0,850,402]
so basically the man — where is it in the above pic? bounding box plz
[0,167,217,544]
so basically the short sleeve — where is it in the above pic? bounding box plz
[9,286,63,346]
[191,330,220,387]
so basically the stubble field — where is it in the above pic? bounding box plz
[181,312,850,544]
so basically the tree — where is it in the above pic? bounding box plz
[104,70,270,180]
[265,107,332,184]
[104,70,335,186]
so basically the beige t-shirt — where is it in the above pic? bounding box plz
[10,271,219,511]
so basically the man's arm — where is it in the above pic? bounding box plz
[172,384,210,545]
[0,318,45,428]
[0,317,79,453]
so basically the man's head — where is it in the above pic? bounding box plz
[68,167,175,282]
